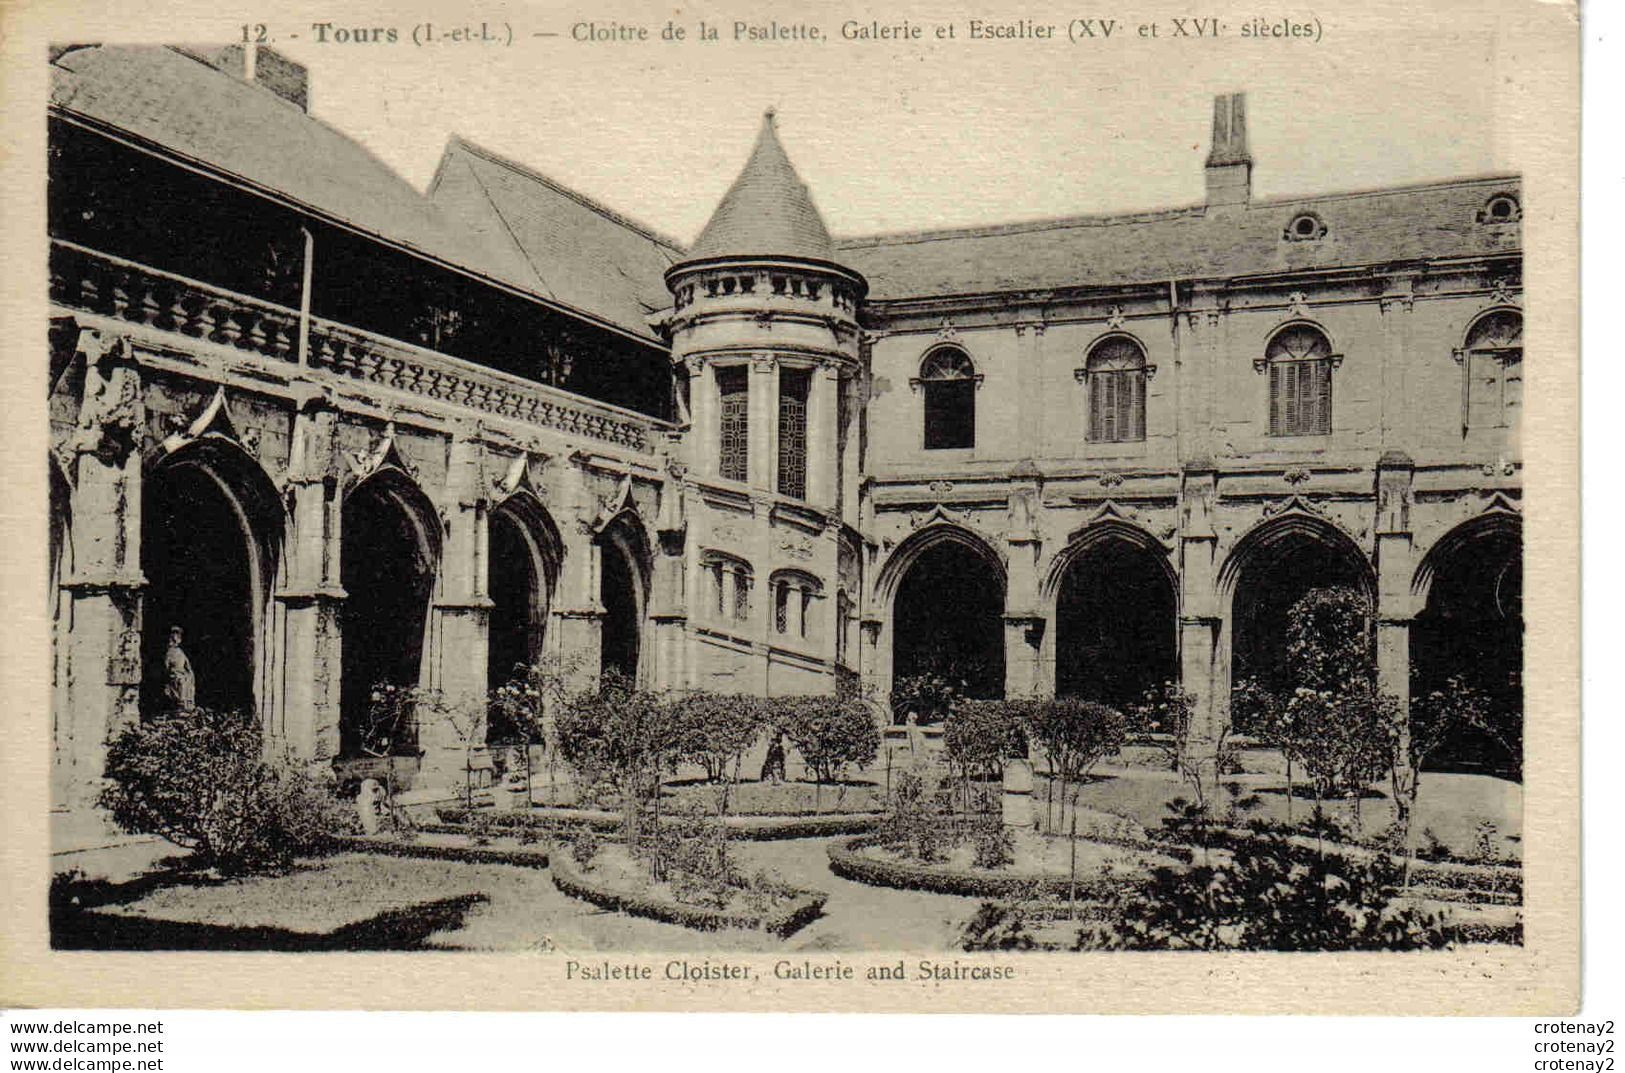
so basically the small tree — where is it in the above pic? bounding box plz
[100,707,351,875]
[1129,681,1238,814]
[1393,675,1517,884]
[554,670,678,853]
[669,690,765,823]
[1277,588,1401,825]
[1026,697,1127,834]
[359,683,420,829]
[775,692,881,813]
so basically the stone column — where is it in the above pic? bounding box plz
[1375,452,1417,778]
[275,393,345,766]
[749,355,776,492]
[686,358,715,480]
[649,472,688,692]
[839,372,863,525]
[421,436,492,789]
[1003,469,1045,698]
[1379,284,1417,448]
[55,329,146,816]
[807,359,840,509]
[550,459,604,693]
[1178,463,1222,744]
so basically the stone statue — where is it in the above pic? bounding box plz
[355,778,386,835]
[163,626,196,712]
[760,732,787,784]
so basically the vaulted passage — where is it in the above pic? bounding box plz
[1228,528,1371,732]
[1412,523,1522,778]
[340,476,437,756]
[1054,538,1176,710]
[141,454,277,717]
[891,541,1005,711]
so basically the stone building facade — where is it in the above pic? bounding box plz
[47,46,1524,818]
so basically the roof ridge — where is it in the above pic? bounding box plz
[837,172,1524,250]
[445,135,687,253]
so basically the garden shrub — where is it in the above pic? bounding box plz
[1077,834,1450,951]
[773,691,881,804]
[971,821,1015,870]
[570,829,601,869]
[100,707,353,875]
[959,901,1039,951]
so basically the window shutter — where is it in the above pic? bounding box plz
[1115,370,1133,442]
[1316,359,1332,433]
[1089,373,1103,441]
[1134,370,1147,440]
[1283,362,1300,434]
[1269,362,1282,436]
[1502,354,1522,425]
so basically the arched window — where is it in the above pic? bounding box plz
[1264,325,1336,437]
[915,347,979,450]
[770,570,823,643]
[1460,310,1522,434]
[1083,336,1148,442]
[702,551,752,628]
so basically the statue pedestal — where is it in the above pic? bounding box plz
[1001,758,1034,829]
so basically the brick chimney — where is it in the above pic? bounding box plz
[251,46,310,112]
[1205,92,1252,209]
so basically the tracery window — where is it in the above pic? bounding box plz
[916,347,978,450]
[718,366,749,482]
[778,369,809,499]
[1460,311,1523,433]
[1084,336,1148,442]
[1265,325,1335,437]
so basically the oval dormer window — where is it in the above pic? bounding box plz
[1283,212,1327,242]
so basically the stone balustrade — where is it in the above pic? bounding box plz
[50,239,661,453]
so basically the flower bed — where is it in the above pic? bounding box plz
[334,833,550,870]
[827,834,1166,900]
[435,807,879,841]
[549,849,826,937]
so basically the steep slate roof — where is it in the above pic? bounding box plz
[427,137,683,340]
[48,45,665,341]
[685,112,838,266]
[835,176,1522,302]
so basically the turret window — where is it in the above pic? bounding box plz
[718,366,749,482]
[778,368,809,499]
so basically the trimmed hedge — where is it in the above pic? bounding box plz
[549,854,826,937]
[335,834,550,869]
[437,806,880,841]
[826,835,1143,900]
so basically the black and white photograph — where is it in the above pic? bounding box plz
[3,0,1583,1023]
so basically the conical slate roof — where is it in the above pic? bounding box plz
[685,112,837,265]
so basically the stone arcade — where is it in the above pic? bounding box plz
[47,46,1524,823]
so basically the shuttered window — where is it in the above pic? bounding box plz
[718,367,748,482]
[1265,326,1334,437]
[1085,337,1148,442]
[1462,311,1523,433]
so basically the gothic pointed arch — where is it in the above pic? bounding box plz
[1046,518,1178,708]
[1411,509,1523,777]
[339,461,441,756]
[880,523,1007,710]
[1219,507,1375,732]
[487,485,564,701]
[139,430,287,719]
[595,505,652,684]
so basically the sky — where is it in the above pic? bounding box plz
[251,0,1524,244]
